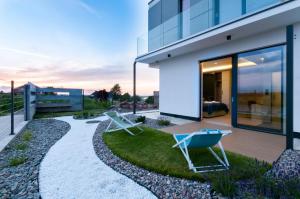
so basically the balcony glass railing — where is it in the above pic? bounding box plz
[137,0,285,57]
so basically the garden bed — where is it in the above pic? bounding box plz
[93,119,272,198]
[0,119,70,199]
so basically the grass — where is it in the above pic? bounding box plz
[34,97,111,119]
[9,156,27,167]
[0,93,24,116]
[14,143,28,150]
[22,130,33,142]
[103,127,271,184]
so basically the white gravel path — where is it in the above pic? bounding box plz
[39,116,156,199]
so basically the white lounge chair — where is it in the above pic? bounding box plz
[104,111,143,136]
[172,129,232,173]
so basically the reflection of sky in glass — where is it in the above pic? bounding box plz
[238,46,284,93]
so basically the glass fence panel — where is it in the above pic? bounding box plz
[137,0,285,56]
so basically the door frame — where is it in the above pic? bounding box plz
[199,55,234,122]
[199,43,287,136]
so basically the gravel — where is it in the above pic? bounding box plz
[266,149,300,180]
[0,119,70,199]
[93,119,213,199]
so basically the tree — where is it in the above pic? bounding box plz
[110,84,121,101]
[133,95,142,102]
[92,89,109,101]
[145,96,154,104]
[120,92,131,102]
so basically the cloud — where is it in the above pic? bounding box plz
[76,0,101,19]
[0,47,51,59]
[0,85,10,92]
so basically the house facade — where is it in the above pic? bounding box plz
[135,0,300,149]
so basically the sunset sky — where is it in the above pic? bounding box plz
[0,0,159,95]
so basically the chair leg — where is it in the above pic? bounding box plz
[105,120,113,132]
[123,128,135,136]
[137,126,143,132]
[208,147,227,168]
[177,142,194,171]
[183,143,195,171]
[218,142,229,167]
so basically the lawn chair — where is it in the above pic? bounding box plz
[104,111,143,136]
[172,129,232,173]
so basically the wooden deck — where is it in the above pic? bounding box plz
[162,120,286,163]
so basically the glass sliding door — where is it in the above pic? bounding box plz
[236,45,286,133]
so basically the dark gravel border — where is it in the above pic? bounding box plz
[93,119,214,199]
[0,119,70,199]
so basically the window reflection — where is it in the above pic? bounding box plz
[237,46,285,132]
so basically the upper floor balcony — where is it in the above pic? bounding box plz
[137,0,289,57]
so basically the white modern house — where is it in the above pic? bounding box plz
[134,0,300,149]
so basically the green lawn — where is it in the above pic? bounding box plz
[0,93,24,116]
[34,97,111,119]
[103,127,271,182]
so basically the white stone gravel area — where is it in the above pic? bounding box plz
[39,116,156,199]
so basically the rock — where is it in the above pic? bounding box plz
[0,119,70,198]
[265,149,300,180]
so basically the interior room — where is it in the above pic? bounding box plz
[201,57,232,126]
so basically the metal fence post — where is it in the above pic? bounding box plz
[24,84,29,121]
[10,80,14,135]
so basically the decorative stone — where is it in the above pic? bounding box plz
[266,149,300,180]
[0,119,70,198]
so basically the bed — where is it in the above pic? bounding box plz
[203,101,229,118]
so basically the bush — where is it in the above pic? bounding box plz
[135,116,146,123]
[9,156,27,167]
[15,143,28,151]
[212,173,236,198]
[82,111,89,119]
[22,131,33,142]
[255,176,300,198]
[157,117,170,126]
[74,111,98,119]
[145,96,154,104]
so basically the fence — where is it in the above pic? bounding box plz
[0,81,26,143]
[35,87,83,113]
[0,81,83,145]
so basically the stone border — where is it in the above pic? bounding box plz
[93,119,214,199]
[0,119,70,199]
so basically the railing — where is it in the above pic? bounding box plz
[137,0,286,57]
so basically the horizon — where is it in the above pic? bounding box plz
[0,0,158,96]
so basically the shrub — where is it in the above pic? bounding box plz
[135,116,146,124]
[9,156,27,167]
[82,111,90,119]
[255,176,300,198]
[145,96,154,104]
[15,143,28,151]
[157,117,170,126]
[212,173,236,198]
[22,131,33,142]
[74,111,96,119]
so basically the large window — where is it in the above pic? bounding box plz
[237,46,286,133]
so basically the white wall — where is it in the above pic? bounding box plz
[159,27,286,118]
[159,53,200,118]
[294,23,300,133]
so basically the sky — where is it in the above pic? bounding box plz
[0,0,158,95]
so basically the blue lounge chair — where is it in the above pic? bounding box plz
[172,129,232,173]
[104,111,143,136]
